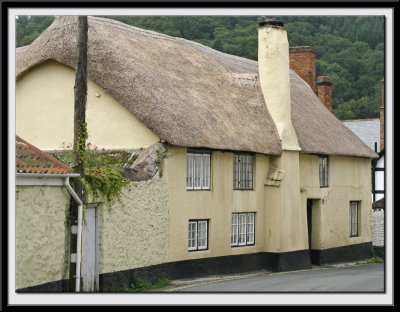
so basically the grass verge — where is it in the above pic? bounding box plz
[120,277,170,292]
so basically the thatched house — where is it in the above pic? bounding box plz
[16,16,377,292]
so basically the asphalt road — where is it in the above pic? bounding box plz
[175,263,384,292]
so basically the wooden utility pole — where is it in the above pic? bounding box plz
[69,15,88,292]
[73,16,88,192]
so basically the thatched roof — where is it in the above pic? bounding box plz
[16,16,377,158]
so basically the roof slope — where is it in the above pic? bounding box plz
[16,16,377,158]
[342,119,380,152]
[16,135,72,174]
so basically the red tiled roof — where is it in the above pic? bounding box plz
[16,135,73,174]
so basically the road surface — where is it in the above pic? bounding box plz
[174,263,384,292]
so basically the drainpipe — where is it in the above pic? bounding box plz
[64,177,83,292]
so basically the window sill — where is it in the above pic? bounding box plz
[188,248,209,252]
[231,244,255,248]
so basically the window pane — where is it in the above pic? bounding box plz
[350,202,359,236]
[234,154,253,190]
[202,154,210,189]
[248,156,253,189]
[319,156,328,187]
[187,154,193,189]
[246,213,255,244]
[238,214,247,245]
[198,221,208,249]
[234,155,239,189]
[231,214,238,245]
[193,155,202,189]
[188,222,197,250]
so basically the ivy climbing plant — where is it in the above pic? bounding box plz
[56,143,133,205]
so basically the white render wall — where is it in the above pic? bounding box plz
[16,186,71,289]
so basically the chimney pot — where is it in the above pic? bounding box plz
[317,76,332,86]
[258,19,284,28]
[317,75,333,112]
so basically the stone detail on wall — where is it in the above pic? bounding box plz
[122,142,166,181]
[265,169,285,186]
[371,209,384,247]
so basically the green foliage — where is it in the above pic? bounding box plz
[16,15,384,120]
[155,149,169,165]
[120,277,170,292]
[356,256,383,265]
[77,122,88,163]
[55,144,132,204]
[16,16,54,47]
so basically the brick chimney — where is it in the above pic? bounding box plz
[317,76,333,112]
[380,79,384,151]
[289,46,316,93]
[258,19,300,151]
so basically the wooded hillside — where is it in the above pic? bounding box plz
[16,15,384,120]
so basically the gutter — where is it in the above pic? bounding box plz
[16,172,83,292]
[16,173,80,178]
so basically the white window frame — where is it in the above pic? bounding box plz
[188,220,208,251]
[188,221,198,251]
[233,154,254,190]
[319,156,329,187]
[231,213,255,247]
[350,201,360,237]
[231,214,238,245]
[186,151,211,190]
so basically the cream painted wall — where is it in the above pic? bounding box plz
[82,148,372,277]
[164,146,269,262]
[93,175,169,276]
[16,61,159,150]
[16,186,70,290]
[299,154,372,250]
[264,151,308,252]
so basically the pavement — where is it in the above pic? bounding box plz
[157,261,384,292]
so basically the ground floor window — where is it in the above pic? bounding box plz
[231,213,255,246]
[350,201,360,237]
[188,220,208,251]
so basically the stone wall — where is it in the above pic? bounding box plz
[371,209,384,247]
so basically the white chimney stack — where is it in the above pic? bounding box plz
[258,20,300,151]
